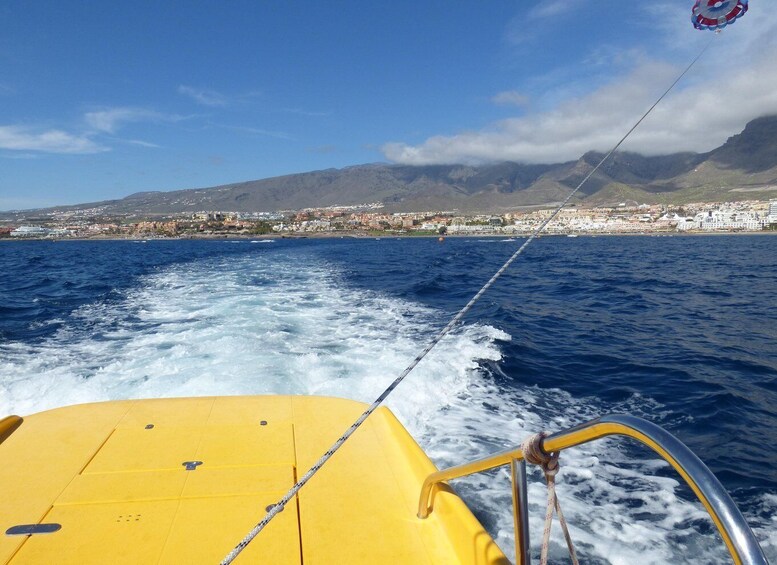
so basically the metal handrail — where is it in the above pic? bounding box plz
[418,414,768,565]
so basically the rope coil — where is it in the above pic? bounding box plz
[521,433,579,565]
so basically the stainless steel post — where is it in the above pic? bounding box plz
[510,458,531,564]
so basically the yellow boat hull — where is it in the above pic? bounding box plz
[0,396,507,564]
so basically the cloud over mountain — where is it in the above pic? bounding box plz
[383,49,777,166]
[384,6,777,167]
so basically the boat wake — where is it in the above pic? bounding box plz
[0,249,774,563]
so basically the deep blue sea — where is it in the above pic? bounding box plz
[1,235,775,563]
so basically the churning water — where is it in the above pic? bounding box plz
[1,236,775,563]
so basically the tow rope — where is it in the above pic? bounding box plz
[220,35,715,565]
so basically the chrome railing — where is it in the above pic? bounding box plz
[418,414,768,565]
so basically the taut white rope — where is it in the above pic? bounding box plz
[220,36,715,564]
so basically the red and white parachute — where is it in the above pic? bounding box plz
[692,0,748,30]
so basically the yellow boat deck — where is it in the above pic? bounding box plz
[0,396,507,564]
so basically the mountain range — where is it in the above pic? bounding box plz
[9,115,777,218]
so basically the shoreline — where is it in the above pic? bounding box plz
[1,230,776,242]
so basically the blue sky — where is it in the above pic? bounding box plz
[2,1,776,210]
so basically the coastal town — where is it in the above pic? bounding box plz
[2,199,776,239]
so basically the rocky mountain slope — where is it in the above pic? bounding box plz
[9,116,777,217]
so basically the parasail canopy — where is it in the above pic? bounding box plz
[692,0,749,30]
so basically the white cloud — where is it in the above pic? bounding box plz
[529,0,584,20]
[0,106,180,155]
[83,107,175,134]
[491,91,530,107]
[384,25,777,166]
[0,126,106,154]
[503,0,585,44]
[178,85,228,107]
[103,136,161,149]
[123,139,161,148]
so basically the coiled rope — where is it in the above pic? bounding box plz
[220,36,714,565]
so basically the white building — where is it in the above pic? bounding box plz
[11,226,53,237]
[768,200,777,224]
[682,209,765,231]
[300,219,331,231]
[448,224,493,234]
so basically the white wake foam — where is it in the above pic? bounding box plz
[1,248,773,563]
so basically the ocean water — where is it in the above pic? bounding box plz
[1,235,775,563]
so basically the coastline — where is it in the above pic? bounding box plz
[2,230,776,242]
